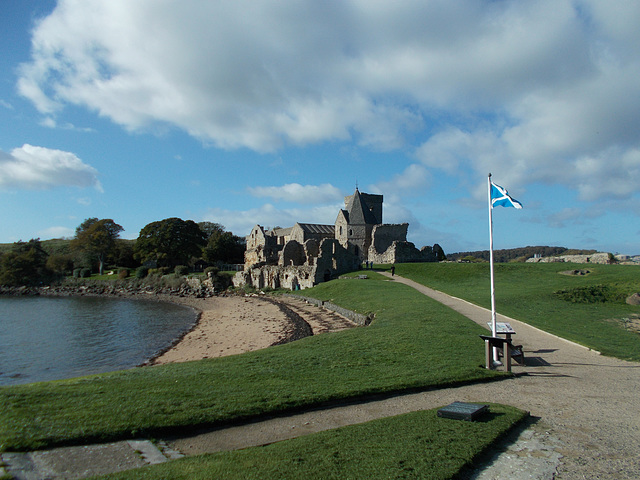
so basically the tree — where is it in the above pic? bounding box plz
[198,221,225,240]
[134,218,206,268]
[46,254,74,275]
[202,230,245,264]
[70,218,124,275]
[0,239,53,286]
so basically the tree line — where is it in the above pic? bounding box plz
[0,218,246,287]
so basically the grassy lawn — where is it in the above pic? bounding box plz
[0,272,503,452]
[394,262,640,361]
[99,404,527,480]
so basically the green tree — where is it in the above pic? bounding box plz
[112,239,138,268]
[202,230,245,264]
[0,239,53,286]
[46,254,74,275]
[134,218,206,268]
[198,221,225,240]
[70,218,124,275]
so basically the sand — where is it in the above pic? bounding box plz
[150,294,356,364]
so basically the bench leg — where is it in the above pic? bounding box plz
[485,340,493,369]
[504,341,512,372]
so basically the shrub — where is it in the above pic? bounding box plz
[135,266,149,279]
[80,268,92,278]
[554,285,627,304]
[149,267,170,276]
[73,268,81,278]
[204,266,220,278]
[174,265,189,276]
[118,268,129,279]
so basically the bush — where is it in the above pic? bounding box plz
[118,268,129,279]
[135,266,149,279]
[204,266,220,278]
[174,265,189,276]
[554,285,627,304]
[149,267,171,276]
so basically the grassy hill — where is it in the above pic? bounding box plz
[447,246,599,263]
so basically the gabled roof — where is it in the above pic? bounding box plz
[346,189,378,225]
[336,209,349,223]
[272,227,292,236]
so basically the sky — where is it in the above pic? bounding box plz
[1,0,639,255]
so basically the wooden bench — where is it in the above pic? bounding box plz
[479,335,525,371]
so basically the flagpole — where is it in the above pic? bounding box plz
[488,173,498,366]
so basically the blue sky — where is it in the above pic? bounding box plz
[1,1,639,255]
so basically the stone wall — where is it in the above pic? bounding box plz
[285,294,373,326]
[369,223,408,254]
[233,264,317,290]
[526,253,612,264]
[233,238,361,290]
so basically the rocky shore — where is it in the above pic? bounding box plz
[0,279,216,298]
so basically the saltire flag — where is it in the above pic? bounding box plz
[490,182,523,209]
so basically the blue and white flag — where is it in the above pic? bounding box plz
[490,182,523,209]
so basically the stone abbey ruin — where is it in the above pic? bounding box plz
[233,189,444,290]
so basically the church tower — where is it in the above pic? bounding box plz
[335,188,383,260]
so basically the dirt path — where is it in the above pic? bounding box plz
[167,274,640,479]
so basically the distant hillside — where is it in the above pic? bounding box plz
[0,238,74,256]
[448,246,598,263]
[0,238,137,256]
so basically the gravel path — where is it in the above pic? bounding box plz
[168,273,640,479]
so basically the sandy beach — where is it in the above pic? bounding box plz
[151,294,356,364]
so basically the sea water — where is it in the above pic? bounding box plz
[0,295,196,385]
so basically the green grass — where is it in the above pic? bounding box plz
[394,262,640,361]
[99,405,527,480]
[0,273,503,452]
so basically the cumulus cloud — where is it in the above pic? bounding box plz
[17,0,640,199]
[38,226,75,239]
[248,183,343,204]
[370,164,431,196]
[0,144,101,191]
[202,203,341,237]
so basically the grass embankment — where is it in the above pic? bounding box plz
[396,262,640,361]
[99,404,527,480]
[0,272,504,452]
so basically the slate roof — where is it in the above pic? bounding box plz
[346,189,378,225]
[296,223,335,235]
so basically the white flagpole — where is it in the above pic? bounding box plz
[488,173,498,365]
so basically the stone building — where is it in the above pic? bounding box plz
[234,188,444,290]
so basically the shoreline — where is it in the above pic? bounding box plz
[1,284,348,369]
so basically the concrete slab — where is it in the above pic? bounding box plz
[2,439,167,480]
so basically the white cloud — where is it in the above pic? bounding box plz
[202,202,341,237]
[38,226,75,240]
[0,144,102,191]
[16,0,640,199]
[248,183,343,204]
[370,164,431,196]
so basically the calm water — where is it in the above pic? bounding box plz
[0,296,197,385]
